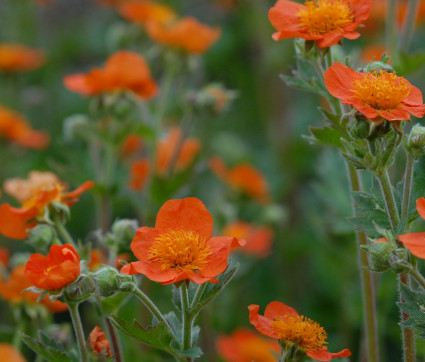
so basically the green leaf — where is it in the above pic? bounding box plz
[398,284,425,339]
[303,126,344,148]
[21,333,72,362]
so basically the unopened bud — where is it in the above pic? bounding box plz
[27,225,56,250]
[91,266,134,297]
[63,114,91,142]
[365,240,394,272]
[407,124,425,157]
[348,116,370,139]
[362,61,394,74]
[63,275,96,303]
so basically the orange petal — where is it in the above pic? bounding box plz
[306,348,352,361]
[417,197,425,220]
[264,301,298,320]
[398,232,425,259]
[0,204,38,239]
[248,304,277,339]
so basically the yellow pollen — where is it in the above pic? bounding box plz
[353,69,410,110]
[297,0,353,34]
[270,314,328,351]
[148,229,212,272]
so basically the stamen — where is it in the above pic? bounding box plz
[148,229,212,272]
[271,314,328,351]
[297,0,354,34]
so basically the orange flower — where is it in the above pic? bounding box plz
[0,248,10,268]
[145,17,221,54]
[249,302,351,361]
[0,344,26,362]
[0,265,68,312]
[268,0,372,48]
[324,62,425,122]
[64,51,158,99]
[0,44,44,72]
[156,128,201,175]
[88,249,104,270]
[121,197,245,284]
[25,244,80,290]
[119,1,177,26]
[217,328,280,362]
[0,105,49,149]
[210,156,270,204]
[224,221,273,258]
[90,326,112,357]
[129,159,150,191]
[0,172,94,239]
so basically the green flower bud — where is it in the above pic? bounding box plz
[27,225,56,250]
[362,60,393,74]
[348,116,370,139]
[63,114,91,142]
[366,241,394,272]
[62,275,96,303]
[111,219,138,245]
[407,124,425,157]
[91,266,134,297]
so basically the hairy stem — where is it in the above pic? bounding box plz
[53,216,76,248]
[181,282,192,354]
[68,303,89,362]
[402,154,415,220]
[377,171,400,230]
[347,164,380,362]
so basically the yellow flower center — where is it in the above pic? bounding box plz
[270,314,328,351]
[297,0,354,34]
[353,69,410,110]
[22,183,63,210]
[148,229,212,272]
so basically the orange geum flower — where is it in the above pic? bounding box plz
[90,326,112,357]
[210,156,270,204]
[129,158,150,191]
[145,17,221,54]
[0,44,45,72]
[249,302,351,361]
[0,344,26,362]
[25,244,80,290]
[268,0,372,48]
[0,172,94,239]
[120,133,144,158]
[119,1,177,26]
[217,327,280,362]
[0,105,49,149]
[0,265,68,312]
[325,62,425,122]
[121,197,245,284]
[224,221,274,258]
[64,51,158,99]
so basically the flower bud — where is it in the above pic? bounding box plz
[63,114,91,142]
[362,60,394,74]
[91,266,134,297]
[62,274,96,303]
[27,225,56,250]
[366,240,394,272]
[348,116,370,139]
[111,219,138,245]
[406,124,425,157]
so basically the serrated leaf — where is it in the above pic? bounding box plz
[21,333,72,362]
[304,126,344,148]
[397,284,425,339]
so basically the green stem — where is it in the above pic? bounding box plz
[190,283,206,310]
[401,0,420,52]
[181,283,192,352]
[53,216,76,248]
[68,303,89,362]
[387,0,400,65]
[377,171,400,230]
[347,164,380,362]
[402,154,415,220]
[133,286,175,338]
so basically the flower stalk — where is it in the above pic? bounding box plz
[181,282,192,352]
[68,302,89,362]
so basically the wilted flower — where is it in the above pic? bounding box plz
[217,328,280,362]
[0,44,45,72]
[25,244,80,290]
[121,197,245,284]
[325,62,425,122]
[249,302,351,361]
[268,0,372,48]
[64,51,158,99]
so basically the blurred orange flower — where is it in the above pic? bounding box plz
[268,0,372,48]
[64,51,158,99]
[0,265,68,312]
[217,328,280,362]
[25,244,80,290]
[129,159,150,191]
[360,44,388,63]
[249,302,351,361]
[0,248,10,268]
[156,128,201,175]
[119,1,177,26]
[0,172,94,239]
[0,343,26,362]
[90,326,112,357]
[145,17,221,54]
[121,197,245,284]
[0,105,49,149]
[224,221,273,258]
[210,156,270,204]
[0,44,45,72]
[88,249,104,270]
[120,133,144,158]
[325,62,425,122]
